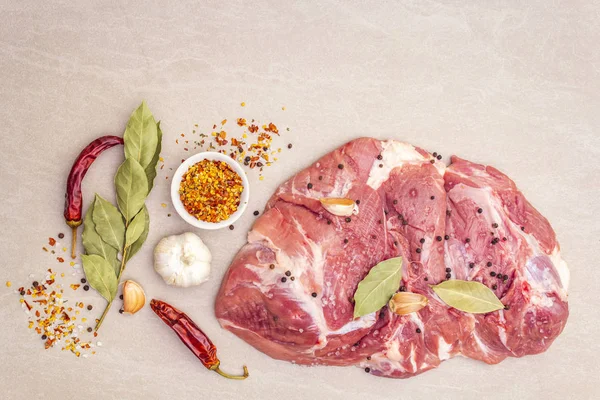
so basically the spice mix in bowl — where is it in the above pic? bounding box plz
[171,152,249,229]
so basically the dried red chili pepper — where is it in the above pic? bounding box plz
[150,299,249,380]
[64,135,124,258]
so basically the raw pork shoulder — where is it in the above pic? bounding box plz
[215,138,569,378]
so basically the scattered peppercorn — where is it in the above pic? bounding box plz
[393,241,398,246]
[436,236,442,241]
[445,268,451,272]
[424,277,429,281]
[311,292,317,298]
[504,305,510,310]
[253,210,259,216]
[444,235,449,240]
[20,290,25,296]
[285,271,291,277]
[378,164,383,168]
[446,273,451,279]
[465,238,471,243]
[490,272,496,277]
[399,286,406,292]
[269,264,275,269]
[58,233,65,239]
[119,294,124,300]
[365,368,371,373]
[288,143,292,149]
[492,284,497,290]
[41,335,47,340]
[327,220,332,225]
[371,235,377,240]
[355,199,360,205]
[80,278,86,284]
[366,356,371,360]
[378,219,382,224]
[487,262,492,267]
[281,277,287,283]
[393,199,398,205]
[492,223,499,228]
[430,160,435,164]
[32,281,39,287]
[229,225,234,230]
[491,238,499,245]
[119,309,124,314]
[87,327,93,332]
[502,237,507,241]
[318,175,323,181]
[430,196,435,200]
[273,316,279,322]
[344,239,349,244]
[420,238,425,244]
[87,305,93,310]
[338,164,344,169]
[402,219,408,225]
[416,248,422,253]
[416,328,422,334]
[307,183,313,189]
[384,210,389,215]
[345,217,351,223]
[377,154,383,160]
[469,262,475,268]
[244,156,251,162]
[477,208,483,214]
[432,152,438,157]
[82,285,89,291]
[521,226,525,231]
[436,155,442,160]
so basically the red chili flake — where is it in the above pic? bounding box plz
[48,238,56,246]
[57,257,64,263]
[237,118,247,126]
[248,124,259,133]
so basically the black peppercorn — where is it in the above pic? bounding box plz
[502,237,507,241]
[433,152,438,157]
[424,277,429,281]
[445,268,451,272]
[377,154,383,160]
[366,356,371,360]
[281,277,287,283]
[285,271,291,277]
[344,238,348,244]
[273,316,279,322]
[307,183,313,189]
[469,262,475,268]
[312,292,317,298]
[119,294,123,300]
[20,290,25,296]
[87,305,93,310]
[345,217,351,223]
[420,238,425,244]
[505,305,510,310]
[399,285,406,292]
[119,309,124,314]
[257,162,263,167]
[81,278,87,284]
[253,210,259,216]
[521,226,525,231]
[436,155,442,160]
[465,238,471,243]
[492,223,498,228]
[402,219,408,226]
[378,164,383,168]
[477,208,483,214]
[290,277,295,281]
[490,271,496,277]
[87,327,93,332]
[269,264,275,269]
[327,220,332,225]
[416,328,422,334]
[244,156,251,162]
[416,248,422,253]
[436,236,442,241]
[229,225,234,230]
[444,235,449,240]
[430,196,435,200]
[32,281,39,287]
[355,199,360,205]
[83,285,90,291]
[487,262,492,267]
[492,284,497,290]
[393,241,398,246]
[41,335,47,340]
[446,273,451,279]
[393,199,398,205]
[338,164,344,169]
[430,159,435,164]
[288,143,293,149]
[58,233,65,239]
[318,175,323,180]
[365,368,371,373]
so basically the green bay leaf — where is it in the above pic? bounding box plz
[92,194,125,251]
[353,257,403,318]
[431,280,504,314]
[115,158,148,222]
[81,254,118,302]
[145,121,162,193]
[125,208,146,247]
[123,101,158,169]
[125,205,150,263]
[82,202,119,274]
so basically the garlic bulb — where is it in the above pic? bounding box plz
[154,232,211,287]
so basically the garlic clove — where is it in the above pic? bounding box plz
[388,292,428,315]
[122,280,146,314]
[319,197,358,217]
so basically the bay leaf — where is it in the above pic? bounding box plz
[431,280,504,314]
[123,101,158,169]
[353,257,403,318]
[81,254,118,302]
[145,121,162,192]
[125,208,146,248]
[82,202,119,274]
[115,158,148,222]
[92,194,125,251]
[125,205,149,263]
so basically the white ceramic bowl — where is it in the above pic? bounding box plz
[171,152,250,229]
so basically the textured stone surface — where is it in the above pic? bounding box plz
[0,1,598,399]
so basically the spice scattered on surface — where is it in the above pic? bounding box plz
[179,159,244,223]
[6,281,11,287]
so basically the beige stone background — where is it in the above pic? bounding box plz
[1,1,599,399]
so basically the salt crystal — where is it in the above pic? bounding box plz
[97,342,102,347]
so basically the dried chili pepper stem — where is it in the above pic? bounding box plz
[150,299,249,380]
